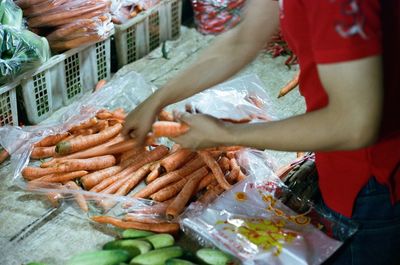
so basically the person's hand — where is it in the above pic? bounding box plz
[122,99,160,144]
[172,113,231,150]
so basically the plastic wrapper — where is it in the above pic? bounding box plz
[0,73,279,232]
[110,0,160,24]
[0,0,23,28]
[178,74,278,123]
[191,0,245,35]
[46,14,114,52]
[0,25,50,85]
[16,0,113,52]
[180,149,358,265]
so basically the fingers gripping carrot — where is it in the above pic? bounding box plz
[158,109,175,122]
[152,121,190,138]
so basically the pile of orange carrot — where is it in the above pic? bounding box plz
[16,0,113,52]
[21,108,248,233]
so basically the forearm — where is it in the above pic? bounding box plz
[149,0,280,110]
[224,56,383,152]
[225,109,359,152]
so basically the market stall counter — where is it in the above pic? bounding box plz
[0,27,304,265]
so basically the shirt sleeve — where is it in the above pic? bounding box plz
[304,0,382,63]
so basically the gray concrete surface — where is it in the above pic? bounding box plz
[0,26,305,265]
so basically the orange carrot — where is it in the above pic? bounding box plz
[218,156,231,171]
[112,108,126,120]
[197,184,225,205]
[16,0,48,9]
[198,151,232,190]
[277,72,300,98]
[160,148,195,172]
[96,111,113,120]
[146,163,163,184]
[47,191,63,208]
[95,79,107,92]
[91,216,180,234]
[42,135,126,167]
[152,121,189,138]
[22,155,116,179]
[151,166,209,202]
[23,0,69,18]
[123,214,166,224]
[158,109,175,122]
[237,170,247,182]
[115,164,152,195]
[120,147,146,162]
[166,167,209,219]
[31,146,57,159]
[64,181,88,212]
[133,154,210,199]
[50,35,103,52]
[35,170,88,183]
[91,146,168,192]
[28,3,108,27]
[0,148,9,164]
[34,132,70,147]
[81,166,123,190]
[196,172,215,192]
[197,156,230,192]
[56,124,123,155]
[99,165,152,210]
[69,117,98,133]
[46,19,95,40]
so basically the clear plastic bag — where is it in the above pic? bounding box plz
[0,73,279,230]
[0,0,23,28]
[110,0,160,21]
[0,24,50,85]
[46,14,114,52]
[180,149,358,265]
[175,74,278,123]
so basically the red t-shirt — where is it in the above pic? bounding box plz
[279,0,400,218]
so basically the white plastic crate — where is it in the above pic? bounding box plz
[0,80,19,126]
[114,0,182,69]
[19,38,111,125]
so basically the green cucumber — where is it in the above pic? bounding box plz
[129,246,183,265]
[103,239,152,255]
[26,263,48,265]
[195,248,232,265]
[144,233,175,249]
[165,258,198,265]
[122,229,155,239]
[102,240,141,259]
[66,250,130,265]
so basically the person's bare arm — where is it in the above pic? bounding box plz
[175,55,383,151]
[122,0,280,142]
